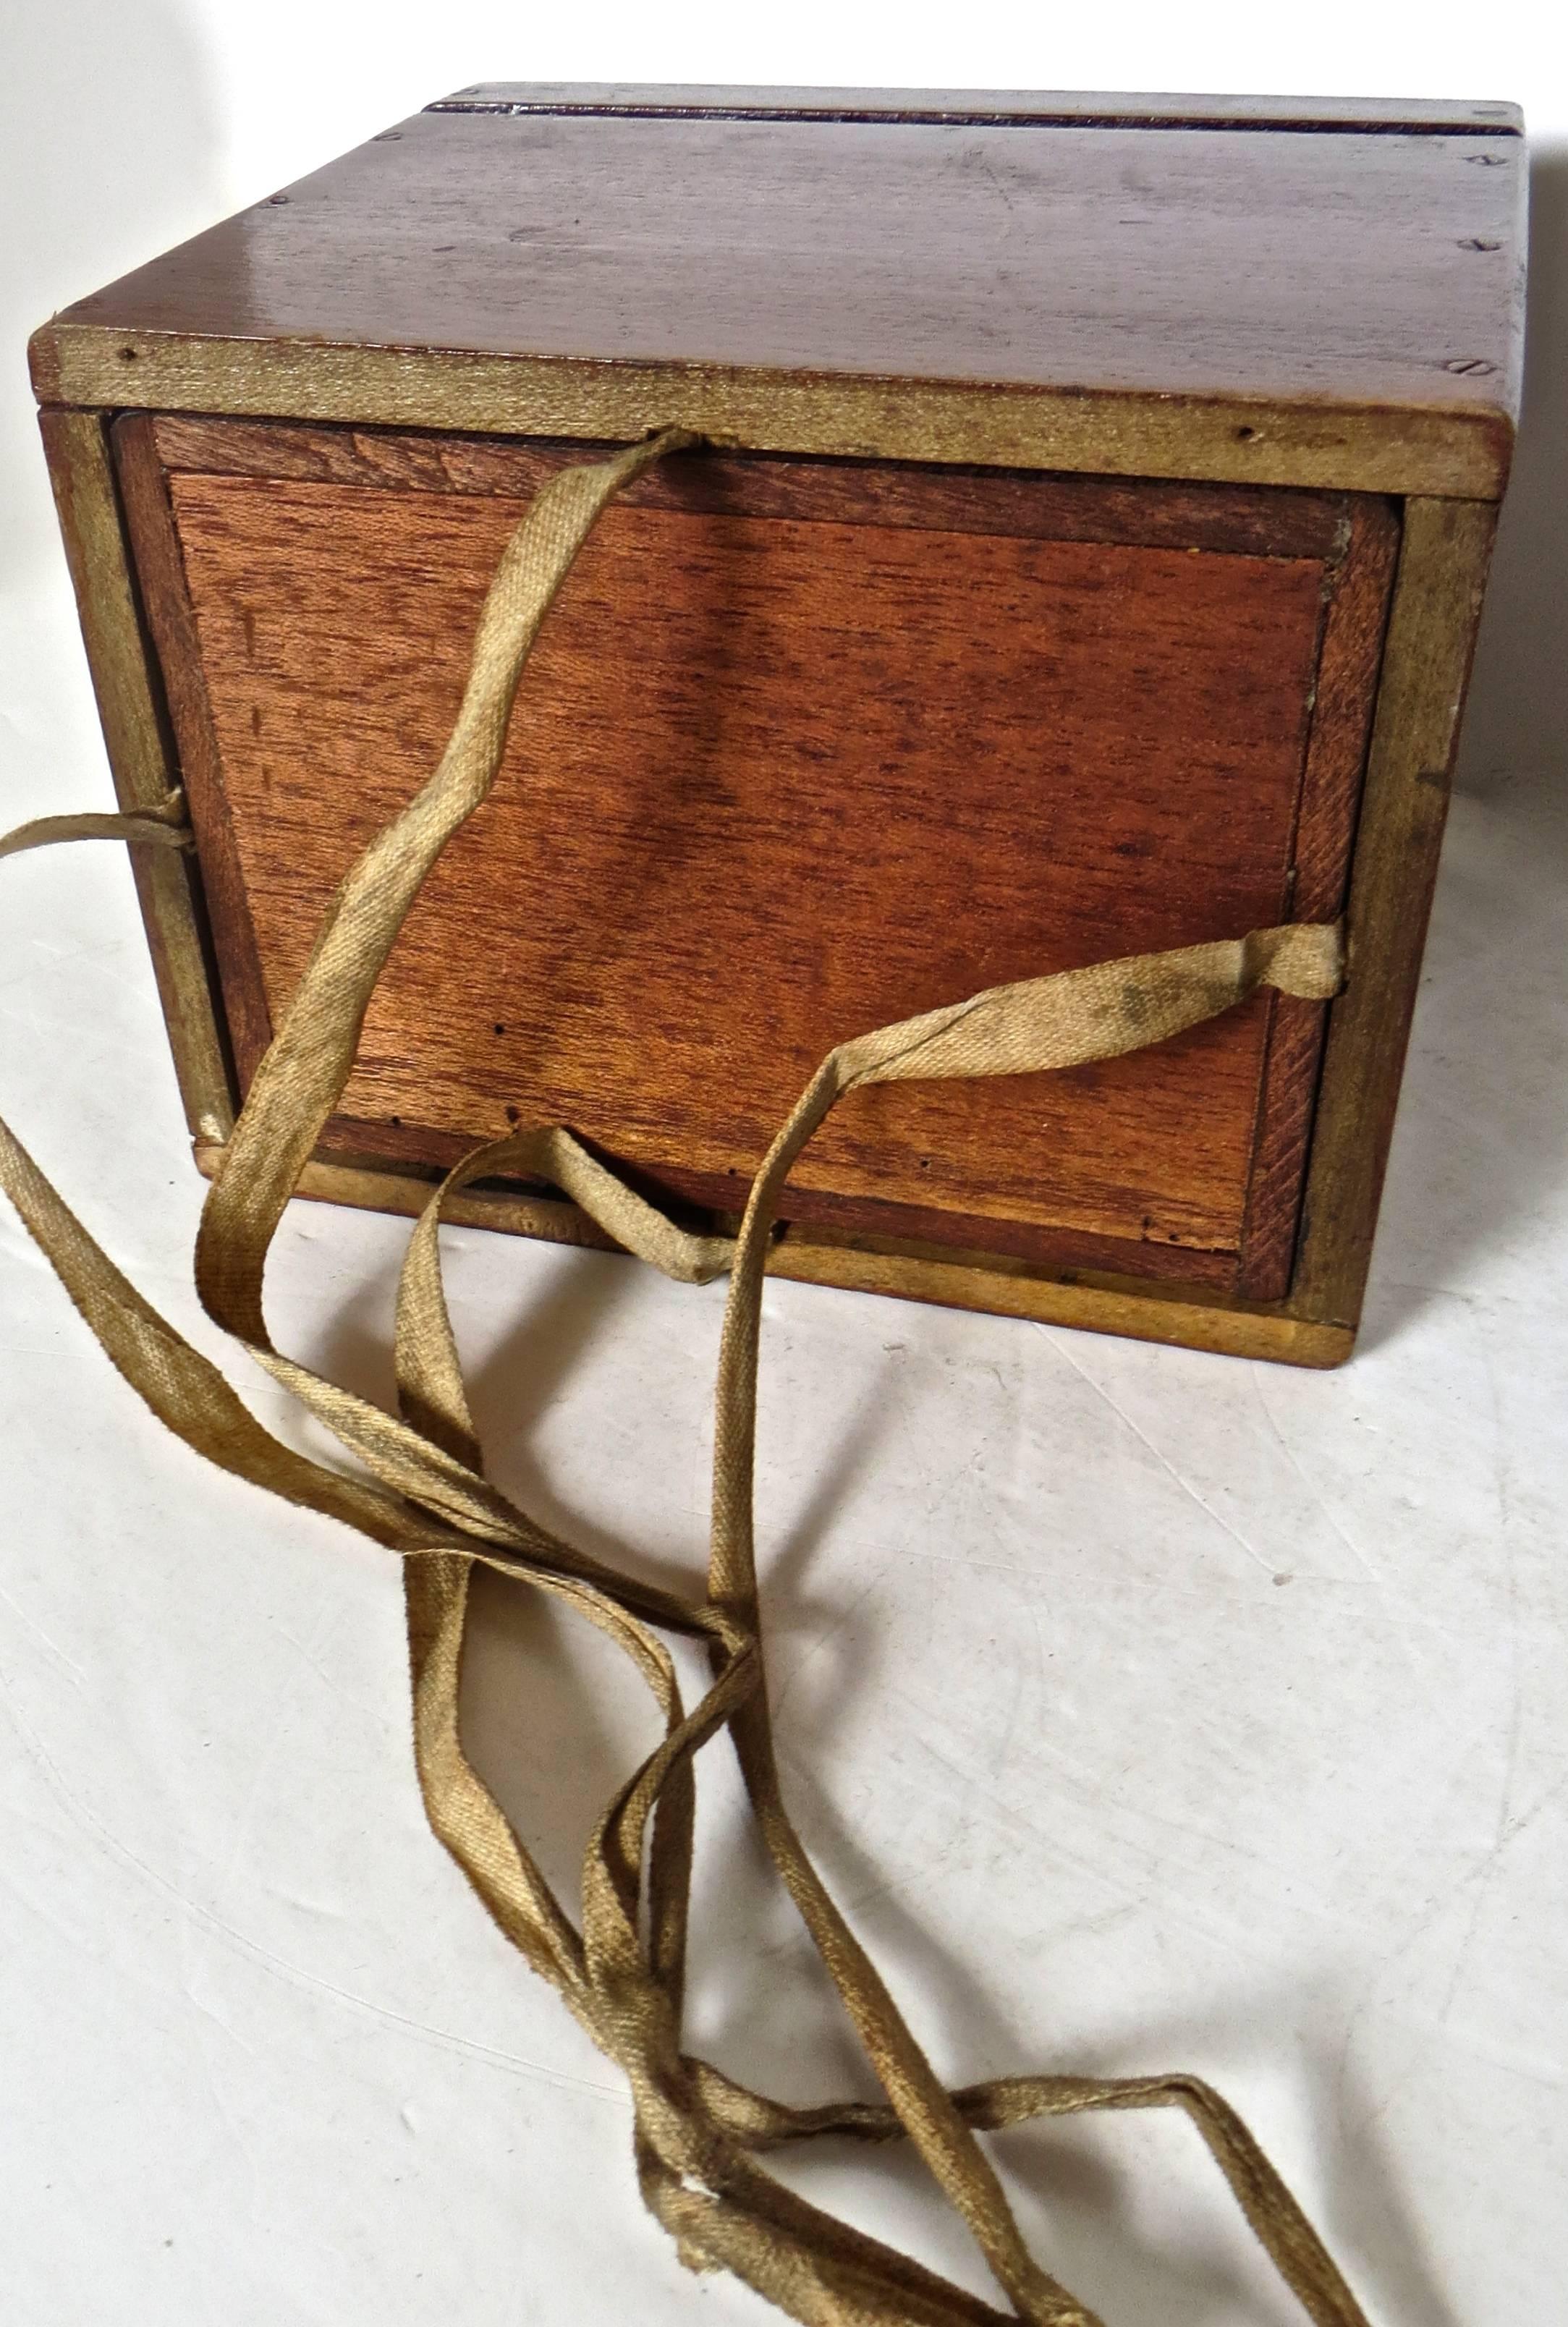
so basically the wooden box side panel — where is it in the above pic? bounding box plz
[116,418,1397,1302]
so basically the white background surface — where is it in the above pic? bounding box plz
[2,9,1565,2324]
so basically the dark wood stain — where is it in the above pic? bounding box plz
[53,112,1521,424]
[428,86,1522,136]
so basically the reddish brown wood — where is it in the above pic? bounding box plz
[308,1109,1239,1288]
[1234,495,1401,1297]
[37,108,1522,445]
[116,420,1397,1287]
[142,415,1349,560]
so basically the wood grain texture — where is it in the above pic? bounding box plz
[305,1110,1239,1290]
[40,111,1522,407]
[1290,497,1498,1328]
[35,410,234,1143]
[142,415,1351,559]
[192,1140,1352,1368]
[1234,496,1402,1297]
[31,102,1524,498]
[27,101,1520,1363]
[134,425,1394,1294]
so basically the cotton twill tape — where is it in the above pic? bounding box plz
[0,427,1373,2327]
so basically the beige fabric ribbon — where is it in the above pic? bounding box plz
[0,427,1369,2327]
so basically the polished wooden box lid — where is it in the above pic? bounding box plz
[32,86,1524,496]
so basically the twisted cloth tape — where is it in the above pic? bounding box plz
[0,427,1373,2327]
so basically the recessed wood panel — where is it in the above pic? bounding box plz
[119,423,1397,1292]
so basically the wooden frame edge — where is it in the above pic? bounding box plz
[1287,495,1498,1331]
[137,410,1355,558]
[111,412,276,1085]
[33,327,1512,501]
[37,407,235,1143]
[425,86,1525,137]
[1234,492,1403,1300]
[192,1145,1351,1368]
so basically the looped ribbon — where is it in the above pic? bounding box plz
[1,428,1373,2327]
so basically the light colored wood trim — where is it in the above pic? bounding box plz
[784,1248,1341,1366]
[1287,496,1498,1329]
[192,1145,1351,1368]
[195,1143,622,1254]
[38,409,234,1143]
[33,326,1512,501]
[111,412,276,1087]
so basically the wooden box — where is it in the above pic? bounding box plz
[30,85,1525,1365]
